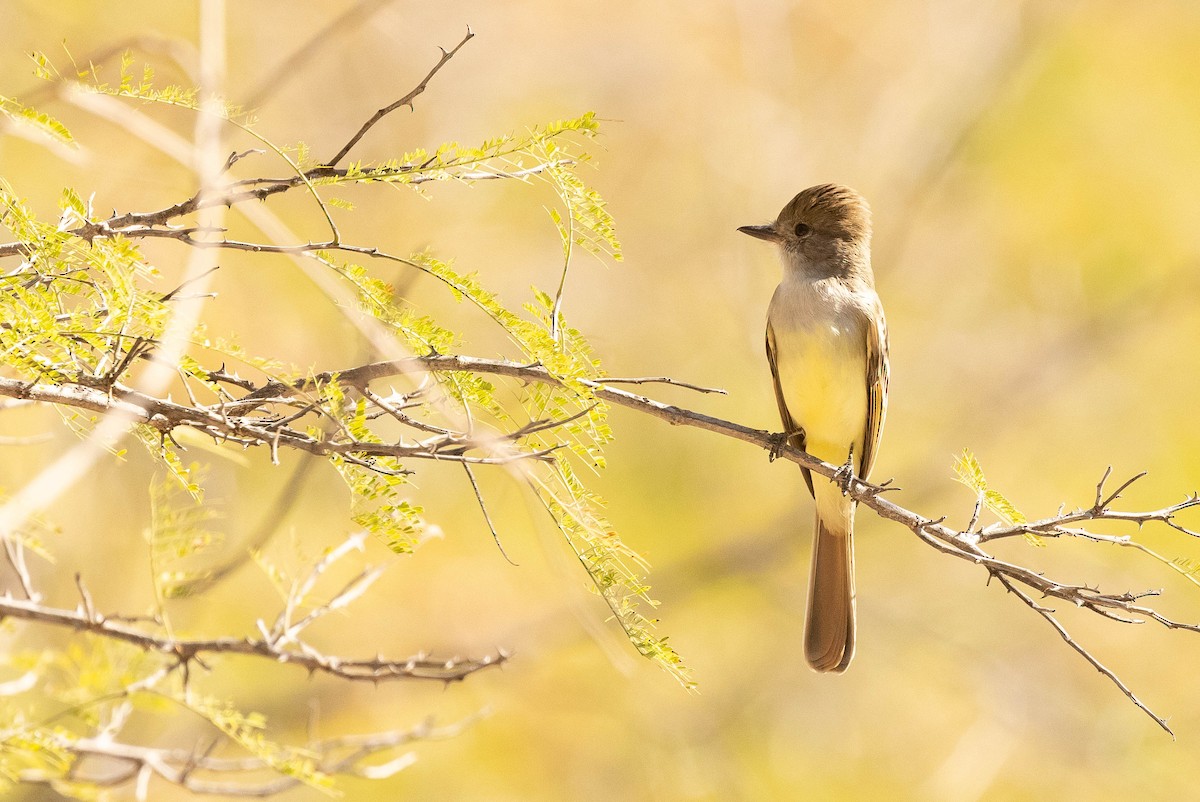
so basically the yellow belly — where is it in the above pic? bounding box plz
[774,323,867,466]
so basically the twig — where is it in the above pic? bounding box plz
[0,161,565,262]
[326,26,474,167]
[0,374,557,467]
[2,538,38,601]
[966,492,984,534]
[22,714,479,796]
[75,572,97,621]
[220,149,264,173]
[993,571,1173,738]
[549,179,575,344]
[462,463,516,566]
[1100,469,1148,510]
[597,376,727,394]
[0,592,507,684]
[160,265,220,301]
[361,386,460,437]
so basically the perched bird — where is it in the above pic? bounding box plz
[739,184,889,672]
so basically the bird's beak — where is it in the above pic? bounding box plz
[737,224,780,243]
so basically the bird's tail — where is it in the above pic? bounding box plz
[804,506,856,673]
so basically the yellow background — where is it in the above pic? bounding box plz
[4,1,1200,799]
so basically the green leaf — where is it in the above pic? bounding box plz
[0,95,76,146]
[953,449,1038,544]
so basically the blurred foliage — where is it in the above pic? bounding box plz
[3,1,1200,800]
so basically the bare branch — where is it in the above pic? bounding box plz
[1099,469,1148,510]
[966,492,984,534]
[993,571,1173,738]
[596,376,727,394]
[2,537,38,601]
[1093,465,1114,509]
[462,463,517,566]
[0,593,507,684]
[326,26,475,167]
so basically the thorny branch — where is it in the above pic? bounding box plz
[0,544,506,685]
[6,350,1199,731]
[0,590,507,683]
[0,527,501,796]
[327,26,475,167]
[0,159,564,261]
[0,372,561,470]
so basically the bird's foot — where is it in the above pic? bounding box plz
[833,445,856,495]
[768,432,788,462]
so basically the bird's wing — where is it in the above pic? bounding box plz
[858,298,889,480]
[766,320,814,497]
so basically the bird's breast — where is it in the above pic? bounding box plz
[769,281,869,464]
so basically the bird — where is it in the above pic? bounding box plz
[738,184,889,672]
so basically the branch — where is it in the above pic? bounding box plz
[326,26,474,166]
[0,160,564,261]
[0,593,506,684]
[289,355,1200,735]
[993,572,1172,737]
[594,376,727,394]
[23,715,478,796]
[0,374,556,467]
[6,350,1198,732]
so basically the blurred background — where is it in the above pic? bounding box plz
[4,0,1200,799]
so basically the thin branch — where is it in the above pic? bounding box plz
[0,593,507,684]
[1093,465,1114,509]
[269,532,384,646]
[326,26,474,167]
[0,374,556,467]
[221,148,265,172]
[462,463,516,566]
[360,386,460,437]
[596,376,727,394]
[993,571,1173,738]
[976,493,1200,544]
[160,265,221,301]
[549,180,575,344]
[22,714,478,796]
[2,538,38,601]
[0,160,566,261]
[966,492,984,534]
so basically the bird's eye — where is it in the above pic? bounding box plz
[793,222,812,237]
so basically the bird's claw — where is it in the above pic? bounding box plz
[833,445,856,495]
[768,432,788,462]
